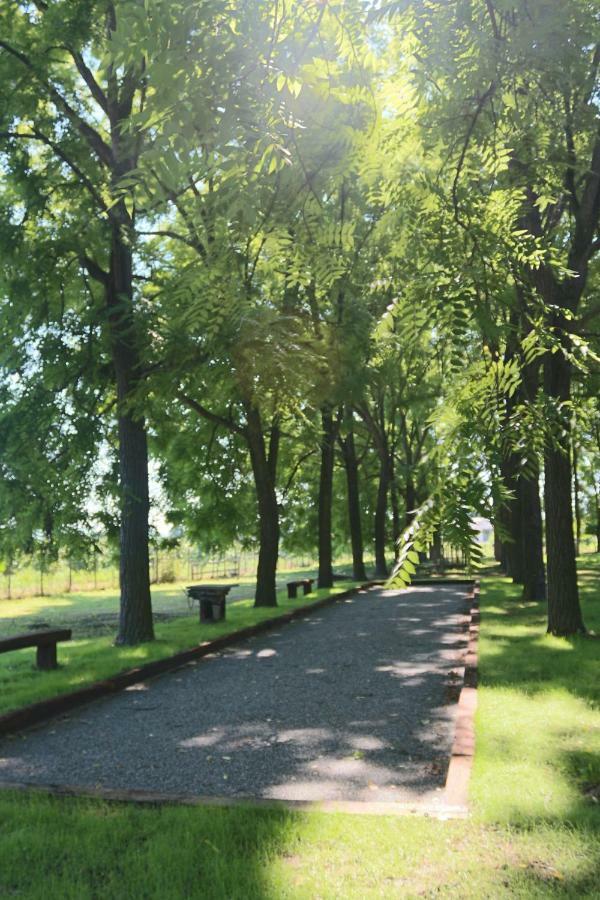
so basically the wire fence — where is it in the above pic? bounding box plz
[1,548,315,601]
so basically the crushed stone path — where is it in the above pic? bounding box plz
[0,585,470,804]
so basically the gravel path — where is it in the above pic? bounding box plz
[0,585,470,804]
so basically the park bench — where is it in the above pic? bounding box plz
[0,628,72,670]
[286,578,314,599]
[185,584,238,622]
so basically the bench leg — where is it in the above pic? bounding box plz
[303,582,312,595]
[37,643,58,670]
[287,584,297,599]
[199,599,213,622]
[213,600,225,621]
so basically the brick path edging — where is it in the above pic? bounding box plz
[0,582,377,739]
[442,580,480,810]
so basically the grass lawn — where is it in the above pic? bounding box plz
[1,562,599,897]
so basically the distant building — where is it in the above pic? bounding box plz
[473,517,493,545]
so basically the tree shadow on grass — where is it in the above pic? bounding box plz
[479,576,599,709]
[0,789,304,899]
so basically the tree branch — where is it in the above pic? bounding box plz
[282,449,317,498]
[178,392,244,435]
[452,82,495,227]
[68,50,109,114]
[484,1,502,41]
[0,39,113,168]
[0,129,109,214]
[79,255,109,286]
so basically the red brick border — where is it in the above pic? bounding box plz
[0,582,377,739]
[442,581,480,810]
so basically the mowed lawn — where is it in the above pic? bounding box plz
[0,563,599,898]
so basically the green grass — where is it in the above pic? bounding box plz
[0,562,599,897]
[0,582,356,715]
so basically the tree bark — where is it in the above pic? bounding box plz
[543,351,585,634]
[404,475,416,527]
[246,406,280,608]
[572,439,582,557]
[430,528,443,572]
[389,454,401,562]
[594,485,600,554]
[518,348,546,601]
[493,529,502,563]
[318,407,335,588]
[498,458,523,582]
[374,456,389,579]
[103,56,153,646]
[519,466,546,602]
[110,225,154,645]
[339,418,367,582]
[510,475,525,585]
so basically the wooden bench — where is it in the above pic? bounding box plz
[0,628,72,670]
[287,578,314,599]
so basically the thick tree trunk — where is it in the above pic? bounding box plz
[519,467,546,602]
[339,421,367,582]
[518,350,545,601]
[116,410,153,643]
[390,464,401,562]
[543,352,585,635]
[510,475,525,585]
[497,460,522,581]
[318,408,335,588]
[110,224,153,646]
[493,529,502,563]
[405,476,416,527]
[595,487,600,554]
[572,440,582,557]
[246,407,280,608]
[430,528,443,572]
[374,457,389,579]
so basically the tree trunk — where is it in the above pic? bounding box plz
[115,409,153,643]
[518,349,545,600]
[374,456,389,579]
[543,351,585,635]
[498,460,522,581]
[318,408,335,588]
[405,475,416,528]
[430,528,443,572]
[493,529,502,563]
[519,467,546,602]
[110,222,154,645]
[339,420,367,582]
[511,475,525,585]
[389,456,401,562]
[595,486,600,554]
[246,406,280,608]
[572,439,582,557]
